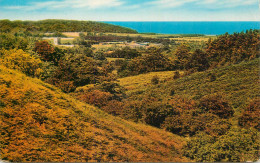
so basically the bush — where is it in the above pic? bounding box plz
[162,96,231,136]
[76,90,113,107]
[34,41,64,65]
[0,49,43,77]
[47,54,100,92]
[208,72,216,82]
[172,71,180,79]
[0,33,29,50]
[142,102,172,127]
[151,76,159,85]
[184,128,260,162]
[239,98,260,131]
[102,100,124,116]
[199,94,234,118]
[107,47,141,59]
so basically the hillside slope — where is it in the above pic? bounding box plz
[119,59,259,114]
[0,19,137,33]
[0,65,188,162]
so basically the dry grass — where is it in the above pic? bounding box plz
[0,66,189,162]
[118,71,184,94]
[62,32,81,37]
[171,36,214,42]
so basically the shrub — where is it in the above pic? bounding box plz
[199,94,234,118]
[47,54,100,92]
[108,47,141,59]
[77,90,113,107]
[208,72,216,82]
[162,113,202,136]
[0,33,29,50]
[0,49,43,77]
[34,41,64,65]
[172,71,180,79]
[121,100,143,122]
[184,128,260,162]
[151,76,159,85]
[142,102,172,128]
[162,96,231,136]
[102,100,124,116]
[238,98,260,131]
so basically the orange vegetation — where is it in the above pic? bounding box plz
[0,65,189,162]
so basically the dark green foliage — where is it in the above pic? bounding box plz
[0,19,137,33]
[160,96,231,137]
[118,51,174,77]
[0,100,5,108]
[173,44,191,70]
[107,47,141,59]
[93,51,106,61]
[64,46,93,57]
[0,33,29,50]
[206,30,260,67]
[142,101,173,127]
[98,81,126,100]
[82,35,174,44]
[40,62,57,80]
[47,54,100,92]
[172,71,181,79]
[184,128,260,162]
[73,37,93,47]
[189,49,209,71]
[208,72,216,82]
[173,46,209,71]
[151,76,160,85]
[170,89,175,96]
[172,31,259,73]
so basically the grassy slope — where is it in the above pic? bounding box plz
[118,71,184,94]
[0,66,188,162]
[119,59,259,115]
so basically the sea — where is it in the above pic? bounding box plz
[104,21,260,35]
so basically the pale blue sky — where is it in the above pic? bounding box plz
[0,0,259,21]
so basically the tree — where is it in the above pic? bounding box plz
[199,94,234,119]
[34,41,64,65]
[189,49,209,71]
[174,44,191,70]
[47,54,100,92]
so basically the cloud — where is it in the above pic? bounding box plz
[197,0,257,8]
[4,0,123,10]
[148,0,258,8]
[148,0,197,8]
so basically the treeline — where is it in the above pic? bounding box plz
[0,19,137,33]
[0,40,116,93]
[173,30,260,71]
[113,30,260,77]
[80,34,175,44]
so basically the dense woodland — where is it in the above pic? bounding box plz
[0,20,259,162]
[0,19,137,33]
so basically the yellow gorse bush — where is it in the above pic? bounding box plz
[0,49,43,77]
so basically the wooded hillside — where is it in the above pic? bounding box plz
[0,19,138,33]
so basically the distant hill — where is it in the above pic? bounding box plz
[0,65,188,162]
[0,19,138,33]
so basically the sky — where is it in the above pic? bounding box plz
[0,0,259,21]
